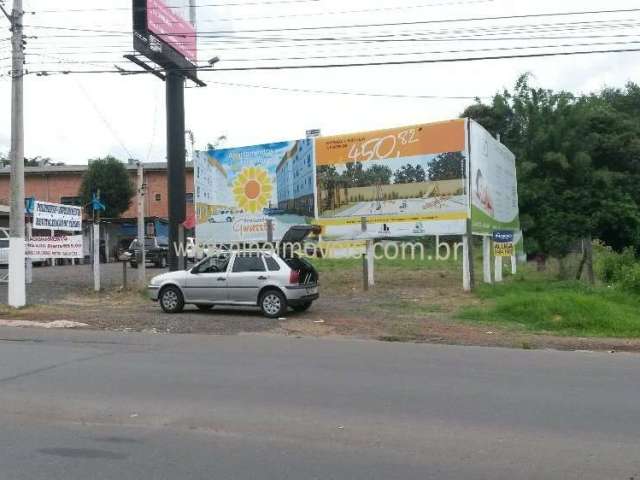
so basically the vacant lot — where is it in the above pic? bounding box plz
[1,257,640,352]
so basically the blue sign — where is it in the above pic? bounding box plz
[493,230,514,243]
[25,197,35,214]
[91,193,106,212]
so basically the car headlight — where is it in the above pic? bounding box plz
[149,276,162,286]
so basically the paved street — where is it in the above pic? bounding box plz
[0,328,638,479]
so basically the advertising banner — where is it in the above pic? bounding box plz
[33,201,82,232]
[26,235,84,259]
[315,119,469,240]
[146,0,197,62]
[470,120,520,235]
[194,140,315,244]
[493,230,515,257]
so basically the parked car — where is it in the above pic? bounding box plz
[148,226,319,318]
[128,236,169,268]
[208,209,234,223]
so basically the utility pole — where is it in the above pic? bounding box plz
[7,0,26,307]
[136,160,146,286]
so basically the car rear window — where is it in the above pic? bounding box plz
[265,256,280,271]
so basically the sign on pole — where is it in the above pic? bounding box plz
[493,230,515,257]
[33,201,82,232]
[26,235,84,259]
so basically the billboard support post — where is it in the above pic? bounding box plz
[482,236,492,283]
[266,219,274,243]
[360,217,374,290]
[511,255,517,275]
[494,256,503,282]
[166,69,186,272]
[462,235,471,292]
[367,241,375,287]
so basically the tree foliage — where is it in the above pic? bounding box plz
[394,164,426,183]
[79,156,135,218]
[461,74,640,256]
[428,152,465,181]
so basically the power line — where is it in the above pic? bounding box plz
[24,40,640,66]
[23,46,640,76]
[33,0,322,14]
[207,80,489,99]
[25,8,640,37]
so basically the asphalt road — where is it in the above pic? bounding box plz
[0,328,639,479]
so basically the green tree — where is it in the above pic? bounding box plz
[461,74,640,259]
[428,152,465,181]
[80,156,135,218]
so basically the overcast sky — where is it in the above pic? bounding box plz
[1,0,639,164]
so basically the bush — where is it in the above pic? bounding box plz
[594,243,636,284]
[617,263,640,295]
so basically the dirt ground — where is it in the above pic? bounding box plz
[1,262,640,353]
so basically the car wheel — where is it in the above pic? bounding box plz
[260,289,287,318]
[159,286,184,314]
[292,301,312,312]
[196,304,213,311]
[226,217,232,222]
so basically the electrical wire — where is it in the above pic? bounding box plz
[22,46,640,76]
[25,8,640,37]
[207,80,489,99]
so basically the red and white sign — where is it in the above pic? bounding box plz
[147,0,197,62]
[26,235,84,259]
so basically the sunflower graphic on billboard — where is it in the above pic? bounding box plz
[232,166,273,213]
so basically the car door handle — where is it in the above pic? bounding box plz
[258,276,267,280]
[217,277,226,281]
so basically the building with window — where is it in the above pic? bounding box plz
[275,139,315,217]
[0,161,195,261]
[0,160,195,220]
[194,150,232,224]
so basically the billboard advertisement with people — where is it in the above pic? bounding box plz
[315,119,469,240]
[469,120,520,235]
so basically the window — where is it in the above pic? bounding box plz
[155,193,162,202]
[186,192,194,203]
[232,255,266,273]
[60,196,81,206]
[197,254,230,274]
[265,256,280,271]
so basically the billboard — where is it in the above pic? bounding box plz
[316,119,469,240]
[132,0,199,81]
[146,0,196,62]
[33,201,82,232]
[194,140,315,244]
[469,120,520,235]
[195,118,520,246]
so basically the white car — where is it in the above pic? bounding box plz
[208,210,234,223]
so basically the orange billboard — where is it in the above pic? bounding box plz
[315,119,466,166]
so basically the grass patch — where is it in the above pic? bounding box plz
[459,278,640,338]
